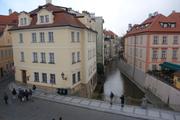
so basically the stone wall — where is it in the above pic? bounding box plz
[145,75,180,111]
[119,59,180,111]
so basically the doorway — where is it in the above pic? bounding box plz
[22,70,27,84]
[0,68,3,77]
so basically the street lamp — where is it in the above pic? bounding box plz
[61,72,67,80]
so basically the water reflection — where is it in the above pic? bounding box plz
[104,69,124,102]
[103,59,144,105]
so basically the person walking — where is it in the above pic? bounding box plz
[120,94,125,108]
[12,88,17,99]
[4,93,9,105]
[25,89,29,101]
[110,92,114,105]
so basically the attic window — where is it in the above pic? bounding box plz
[160,22,176,28]
[40,15,49,23]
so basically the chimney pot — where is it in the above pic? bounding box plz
[9,9,12,15]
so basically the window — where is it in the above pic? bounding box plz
[50,74,56,84]
[20,52,24,62]
[173,36,178,44]
[161,49,167,59]
[49,53,55,64]
[45,15,49,23]
[32,33,37,43]
[77,72,80,82]
[72,73,76,84]
[152,65,157,70]
[77,52,80,62]
[171,23,176,28]
[153,36,158,44]
[41,52,46,63]
[77,32,80,42]
[33,52,38,63]
[71,32,75,42]
[42,73,47,83]
[24,18,27,25]
[20,18,23,25]
[40,16,44,23]
[40,32,45,43]
[48,32,54,42]
[152,49,158,59]
[34,72,39,82]
[162,36,167,44]
[19,33,23,43]
[72,52,76,64]
[172,49,178,59]
[20,17,27,26]
[140,36,143,44]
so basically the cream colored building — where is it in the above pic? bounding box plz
[0,12,17,80]
[125,12,180,72]
[10,3,97,97]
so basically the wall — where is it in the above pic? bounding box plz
[145,74,180,111]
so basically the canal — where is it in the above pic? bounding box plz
[103,58,144,105]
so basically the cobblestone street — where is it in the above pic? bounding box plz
[0,97,143,120]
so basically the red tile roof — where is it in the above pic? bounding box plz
[126,12,180,37]
[103,30,118,38]
[10,3,89,31]
[0,12,18,26]
[0,12,18,35]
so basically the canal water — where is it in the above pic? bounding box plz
[103,58,144,105]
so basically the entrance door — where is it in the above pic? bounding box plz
[0,68,3,77]
[22,70,27,84]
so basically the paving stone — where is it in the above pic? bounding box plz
[134,108,146,115]
[80,100,90,105]
[63,97,73,102]
[161,112,174,120]
[100,103,110,109]
[111,105,121,111]
[46,94,56,98]
[175,115,180,120]
[90,101,101,107]
[71,98,81,103]
[147,110,160,118]
[54,96,65,100]
[123,106,134,113]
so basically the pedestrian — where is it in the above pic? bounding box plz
[110,92,114,105]
[25,89,29,101]
[12,88,17,99]
[32,85,36,91]
[28,89,32,100]
[141,96,147,109]
[120,94,125,108]
[3,93,8,105]
[22,90,26,102]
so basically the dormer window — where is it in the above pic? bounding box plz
[18,12,31,26]
[39,15,50,23]
[160,22,176,28]
[20,17,27,26]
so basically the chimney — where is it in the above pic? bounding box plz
[128,24,132,31]
[46,0,52,4]
[172,10,176,13]
[9,9,12,15]
[153,11,158,16]
[148,13,152,18]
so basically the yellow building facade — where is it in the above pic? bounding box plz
[0,13,17,80]
[10,3,97,97]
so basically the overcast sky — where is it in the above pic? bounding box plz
[0,0,180,36]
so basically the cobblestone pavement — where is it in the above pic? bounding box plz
[0,97,144,120]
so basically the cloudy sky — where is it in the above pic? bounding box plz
[0,0,180,36]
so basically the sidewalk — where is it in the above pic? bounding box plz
[8,82,180,120]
